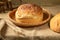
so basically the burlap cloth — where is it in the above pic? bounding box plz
[0,18,60,40]
[0,6,60,40]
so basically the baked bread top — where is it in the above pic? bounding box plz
[15,4,43,24]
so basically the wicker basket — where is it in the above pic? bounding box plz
[8,9,51,28]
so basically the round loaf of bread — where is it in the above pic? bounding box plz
[15,4,43,25]
[50,13,60,32]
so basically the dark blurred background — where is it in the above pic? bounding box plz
[0,0,60,12]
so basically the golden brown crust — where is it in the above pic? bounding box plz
[50,13,60,33]
[15,4,43,24]
[16,4,43,18]
[17,4,42,15]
